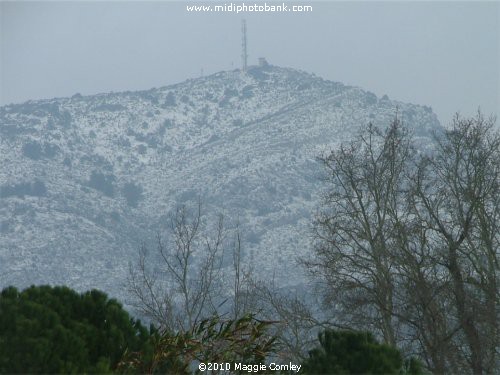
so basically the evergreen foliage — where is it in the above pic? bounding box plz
[301,330,423,375]
[0,285,151,373]
[118,313,277,374]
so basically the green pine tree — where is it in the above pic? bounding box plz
[301,330,423,375]
[0,285,151,373]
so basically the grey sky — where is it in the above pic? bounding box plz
[1,1,499,125]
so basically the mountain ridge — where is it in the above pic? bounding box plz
[0,65,441,302]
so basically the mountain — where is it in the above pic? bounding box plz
[0,65,440,303]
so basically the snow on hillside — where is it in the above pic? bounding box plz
[0,65,440,302]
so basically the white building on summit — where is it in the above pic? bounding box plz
[258,57,269,67]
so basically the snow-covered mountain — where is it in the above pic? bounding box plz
[0,65,440,302]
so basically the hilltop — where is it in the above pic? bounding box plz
[0,65,441,302]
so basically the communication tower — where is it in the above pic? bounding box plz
[241,19,248,71]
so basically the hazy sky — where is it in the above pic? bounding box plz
[1,1,499,125]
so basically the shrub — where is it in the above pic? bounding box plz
[301,330,423,375]
[88,171,116,197]
[122,182,143,208]
[0,285,151,373]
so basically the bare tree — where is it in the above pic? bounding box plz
[128,202,258,335]
[410,112,500,374]
[306,118,411,347]
[307,113,499,374]
[391,197,459,373]
[249,277,321,362]
[229,228,256,320]
[128,202,224,332]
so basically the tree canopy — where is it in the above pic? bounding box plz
[0,285,151,373]
[301,330,423,375]
[308,112,499,373]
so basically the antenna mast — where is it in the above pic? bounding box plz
[241,19,248,71]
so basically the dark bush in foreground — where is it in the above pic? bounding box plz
[0,285,151,373]
[301,330,423,375]
[118,314,277,374]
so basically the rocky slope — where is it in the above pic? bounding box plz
[0,65,440,303]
